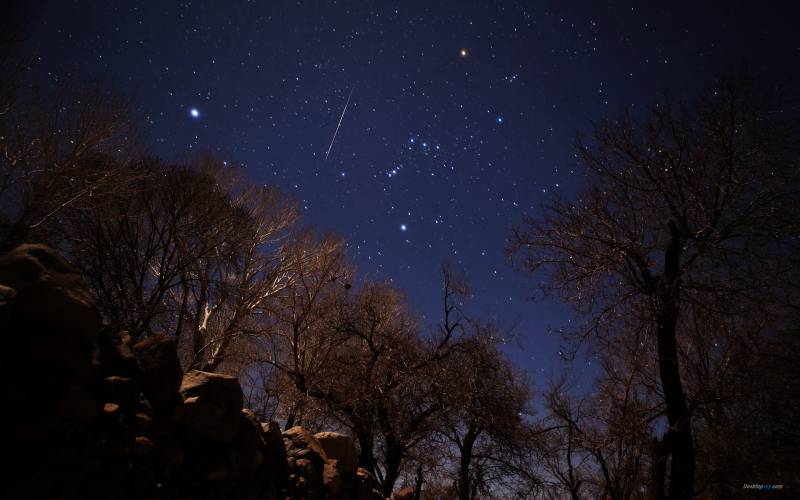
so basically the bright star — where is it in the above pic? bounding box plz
[496,116,503,123]
[400,224,407,231]
[460,48,468,57]
[189,108,200,118]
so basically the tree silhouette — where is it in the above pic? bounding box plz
[512,70,800,498]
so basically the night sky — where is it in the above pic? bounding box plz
[25,1,800,380]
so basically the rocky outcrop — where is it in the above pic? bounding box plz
[283,428,384,500]
[180,369,245,443]
[314,432,359,477]
[0,245,386,500]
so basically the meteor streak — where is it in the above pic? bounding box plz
[325,87,354,161]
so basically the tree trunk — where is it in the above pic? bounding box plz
[283,395,308,430]
[655,225,694,499]
[412,464,423,500]
[201,343,226,372]
[381,439,404,497]
[173,278,189,346]
[356,429,377,477]
[458,426,479,500]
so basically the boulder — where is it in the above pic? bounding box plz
[28,329,94,383]
[261,421,289,479]
[0,245,99,433]
[314,431,358,477]
[133,333,182,415]
[323,459,344,494]
[179,370,243,443]
[283,427,330,497]
[102,402,121,416]
[283,426,328,466]
[0,244,100,345]
[290,457,324,496]
[229,409,265,473]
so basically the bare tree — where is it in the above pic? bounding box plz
[58,152,307,379]
[61,156,238,339]
[253,229,350,427]
[0,77,139,248]
[512,70,800,498]
[254,267,471,496]
[437,325,537,500]
[315,282,435,495]
[176,155,302,372]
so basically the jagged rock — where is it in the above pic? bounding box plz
[324,459,344,494]
[179,370,243,443]
[284,426,328,465]
[133,333,182,415]
[261,421,289,480]
[29,329,94,383]
[290,457,324,496]
[314,431,358,477]
[230,409,265,472]
[283,427,330,497]
[0,244,100,345]
[0,245,99,444]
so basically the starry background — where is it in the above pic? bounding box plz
[24,0,800,381]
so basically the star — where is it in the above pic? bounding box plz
[400,224,407,232]
[189,108,200,118]
[459,48,468,57]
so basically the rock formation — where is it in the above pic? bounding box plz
[0,244,386,500]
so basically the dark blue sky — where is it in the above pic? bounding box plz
[26,0,800,380]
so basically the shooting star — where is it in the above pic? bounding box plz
[325,87,354,161]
